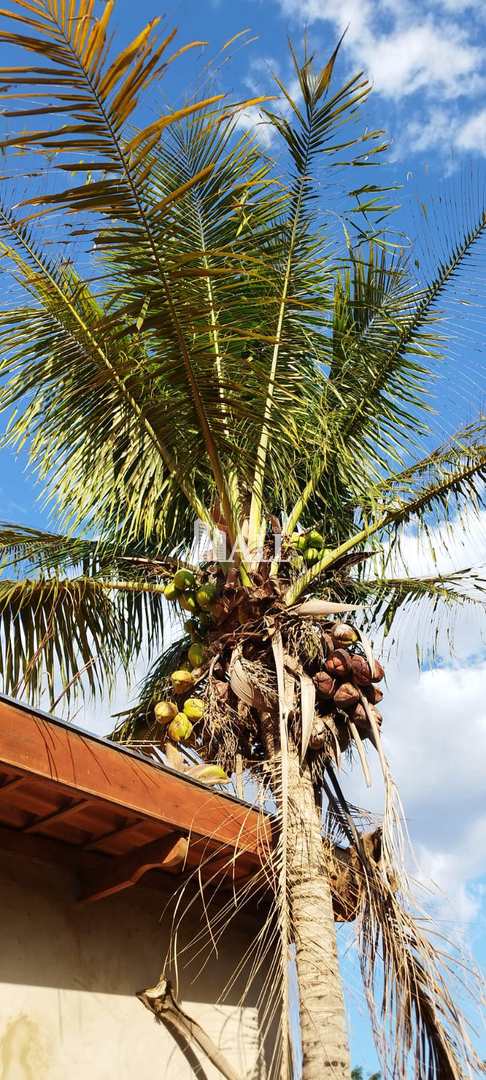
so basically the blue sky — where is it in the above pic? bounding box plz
[0,0,485,1074]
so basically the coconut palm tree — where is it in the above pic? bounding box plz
[0,3,485,1078]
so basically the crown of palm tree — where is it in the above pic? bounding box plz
[0,4,484,1078]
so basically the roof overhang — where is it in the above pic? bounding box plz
[0,694,271,906]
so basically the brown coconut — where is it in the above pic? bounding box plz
[349,654,372,688]
[371,659,385,683]
[313,671,336,699]
[331,622,359,647]
[334,682,360,712]
[349,702,367,726]
[325,648,352,679]
[363,684,384,705]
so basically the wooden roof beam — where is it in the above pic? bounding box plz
[78,834,188,904]
[23,797,95,834]
[0,699,270,854]
[0,775,26,795]
[84,817,145,851]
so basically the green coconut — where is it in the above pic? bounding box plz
[154,700,178,725]
[191,764,229,784]
[171,669,195,695]
[173,568,196,592]
[188,642,206,669]
[163,581,178,601]
[296,534,309,552]
[179,593,197,614]
[183,697,205,721]
[168,714,193,743]
[308,529,324,548]
[304,546,320,565]
[196,582,217,610]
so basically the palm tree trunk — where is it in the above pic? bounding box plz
[286,742,351,1080]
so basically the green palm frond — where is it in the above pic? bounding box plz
[0,573,164,706]
[331,192,486,469]
[0,521,178,579]
[284,194,486,535]
[285,427,486,605]
[375,441,486,540]
[0,208,215,545]
[351,568,486,645]
[0,0,247,545]
[247,39,390,550]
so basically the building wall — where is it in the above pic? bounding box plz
[0,851,268,1080]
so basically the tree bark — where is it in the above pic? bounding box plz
[286,743,351,1080]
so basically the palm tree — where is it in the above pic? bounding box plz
[0,3,484,1078]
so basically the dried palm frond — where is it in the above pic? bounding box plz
[357,858,483,1080]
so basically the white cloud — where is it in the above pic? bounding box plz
[390,504,486,576]
[276,0,484,96]
[345,654,486,927]
[416,826,486,925]
[273,0,486,156]
[234,106,275,148]
[400,104,486,163]
[457,108,486,155]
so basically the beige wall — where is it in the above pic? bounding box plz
[0,852,268,1080]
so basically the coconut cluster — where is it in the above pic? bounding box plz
[308,621,384,751]
[163,568,223,629]
[154,695,204,744]
[154,635,209,746]
[154,570,221,743]
[131,558,386,782]
[289,528,327,567]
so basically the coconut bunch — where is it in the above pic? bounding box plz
[163,568,223,631]
[308,620,384,755]
[161,603,388,780]
[152,691,229,787]
[117,579,229,785]
[288,527,328,568]
[150,634,231,785]
[122,556,387,787]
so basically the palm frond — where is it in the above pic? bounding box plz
[375,442,486,540]
[326,186,486,486]
[0,207,216,545]
[247,40,390,551]
[358,856,481,1080]
[284,428,486,606]
[0,521,178,579]
[0,1,254,545]
[347,568,486,652]
[0,573,163,706]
